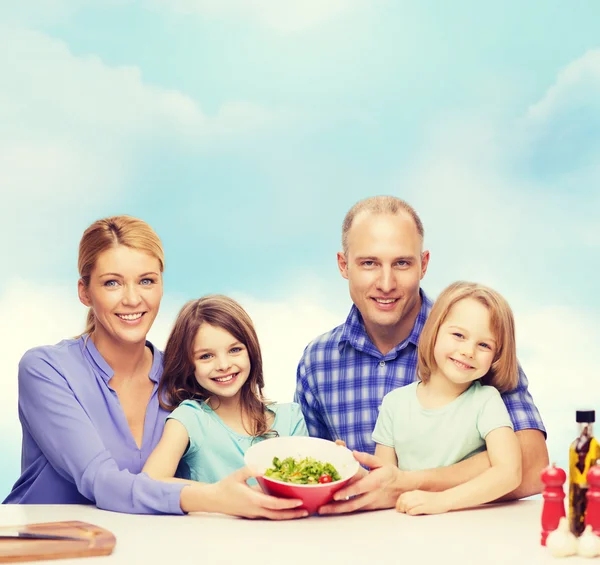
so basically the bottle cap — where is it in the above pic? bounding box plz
[576,410,595,423]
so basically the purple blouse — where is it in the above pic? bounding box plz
[3,336,185,514]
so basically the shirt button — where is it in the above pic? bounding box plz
[379,361,385,367]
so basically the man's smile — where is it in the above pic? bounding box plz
[372,298,398,304]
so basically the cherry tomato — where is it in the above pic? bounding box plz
[318,474,332,484]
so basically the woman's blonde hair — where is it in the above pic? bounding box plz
[77,215,164,336]
[158,295,274,438]
[418,281,519,393]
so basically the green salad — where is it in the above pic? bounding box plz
[264,456,342,485]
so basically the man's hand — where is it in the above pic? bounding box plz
[318,450,412,515]
[203,466,309,520]
[396,490,451,516]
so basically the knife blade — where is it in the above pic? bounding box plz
[0,531,87,541]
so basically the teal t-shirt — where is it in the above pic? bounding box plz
[167,400,309,484]
[372,381,513,471]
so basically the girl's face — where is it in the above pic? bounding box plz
[192,322,251,404]
[78,245,163,346]
[433,298,497,388]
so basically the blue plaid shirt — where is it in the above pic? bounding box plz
[294,290,546,454]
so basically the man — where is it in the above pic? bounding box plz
[294,195,548,513]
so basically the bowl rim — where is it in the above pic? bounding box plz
[259,473,354,489]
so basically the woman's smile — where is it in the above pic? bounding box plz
[115,312,146,324]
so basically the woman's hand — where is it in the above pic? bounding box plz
[187,466,309,520]
[396,490,451,515]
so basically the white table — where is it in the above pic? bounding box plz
[0,501,591,564]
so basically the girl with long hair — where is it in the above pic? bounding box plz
[143,295,308,484]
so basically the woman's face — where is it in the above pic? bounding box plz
[78,245,163,347]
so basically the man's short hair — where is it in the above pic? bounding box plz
[341,195,424,255]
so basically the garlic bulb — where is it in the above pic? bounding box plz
[546,517,578,557]
[577,525,600,558]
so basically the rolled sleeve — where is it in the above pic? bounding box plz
[501,364,547,437]
[294,354,331,440]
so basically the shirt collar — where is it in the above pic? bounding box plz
[80,335,161,384]
[339,288,433,358]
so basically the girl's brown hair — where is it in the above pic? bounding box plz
[159,295,273,438]
[77,215,165,336]
[418,281,519,393]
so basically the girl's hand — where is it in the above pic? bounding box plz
[209,466,309,520]
[396,490,451,515]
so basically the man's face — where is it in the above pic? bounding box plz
[338,211,429,343]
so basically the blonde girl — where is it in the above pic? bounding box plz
[372,281,522,515]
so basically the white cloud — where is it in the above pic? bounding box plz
[151,0,371,33]
[0,139,125,202]
[0,26,299,200]
[526,49,600,122]
[517,305,600,410]
[0,26,202,151]
[518,48,600,191]
[0,25,301,277]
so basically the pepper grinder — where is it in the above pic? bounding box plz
[541,462,567,546]
[584,460,600,536]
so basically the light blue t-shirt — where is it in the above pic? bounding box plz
[168,400,309,484]
[372,381,513,471]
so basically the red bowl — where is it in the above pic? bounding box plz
[244,436,359,514]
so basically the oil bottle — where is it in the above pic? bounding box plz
[569,410,600,535]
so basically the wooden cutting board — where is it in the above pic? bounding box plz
[0,521,116,563]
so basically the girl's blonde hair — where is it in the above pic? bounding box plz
[78,215,165,336]
[418,281,519,393]
[158,295,274,438]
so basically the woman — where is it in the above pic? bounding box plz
[3,215,306,519]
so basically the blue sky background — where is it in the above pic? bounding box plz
[1,0,599,500]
